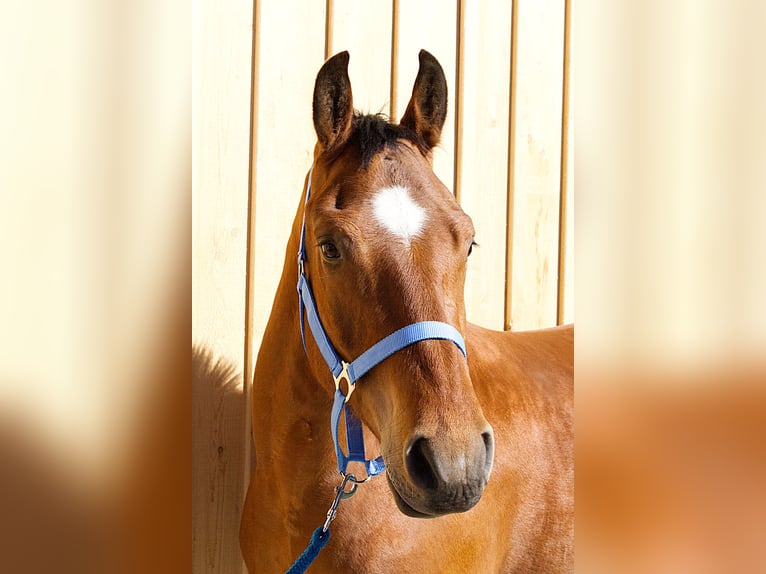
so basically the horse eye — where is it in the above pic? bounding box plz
[320,241,341,260]
[468,240,478,257]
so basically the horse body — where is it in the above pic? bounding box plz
[240,51,573,573]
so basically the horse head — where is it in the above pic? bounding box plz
[302,50,494,518]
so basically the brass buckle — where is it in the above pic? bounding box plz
[333,361,354,403]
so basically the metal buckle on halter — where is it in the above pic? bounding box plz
[333,361,354,403]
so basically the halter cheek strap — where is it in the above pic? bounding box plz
[297,166,467,478]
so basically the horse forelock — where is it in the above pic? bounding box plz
[346,112,427,165]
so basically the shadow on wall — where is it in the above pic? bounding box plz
[192,344,252,573]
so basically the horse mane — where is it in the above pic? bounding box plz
[350,112,426,164]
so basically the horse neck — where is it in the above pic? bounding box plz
[251,187,334,451]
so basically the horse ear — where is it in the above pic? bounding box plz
[313,51,354,152]
[400,50,448,151]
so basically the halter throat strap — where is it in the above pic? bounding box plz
[296,166,467,477]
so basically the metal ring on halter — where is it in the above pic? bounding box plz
[333,361,354,402]
[341,471,374,485]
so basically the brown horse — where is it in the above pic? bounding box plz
[240,50,573,573]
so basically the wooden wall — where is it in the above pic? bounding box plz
[193,0,572,571]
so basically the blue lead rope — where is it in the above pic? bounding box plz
[286,527,329,574]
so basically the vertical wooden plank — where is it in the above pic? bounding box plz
[330,0,393,115]
[452,0,465,200]
[509,0,566,330]
[191,0,252,569]
[562,0,574,325]
[324,0,334,60]
[248,0,326,376]
[557,0,572,325]
[504,0,519,331]
[458,0,513,330]
[395,0,458,200]
[241,0,260,566]
[389,0,399,121]
[191,0,252,369]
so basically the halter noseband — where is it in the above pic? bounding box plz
[296,166,467,479]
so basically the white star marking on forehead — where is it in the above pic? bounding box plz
[371,185,427,244]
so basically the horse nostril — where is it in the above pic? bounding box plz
[405,436,440,491]
[481,428,495,478]
[482,431,493,454]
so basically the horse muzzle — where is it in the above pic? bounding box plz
[387,425,495,517]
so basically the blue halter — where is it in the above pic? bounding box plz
[296,166,467,479]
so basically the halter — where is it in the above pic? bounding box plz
[288,165,468,574]
[296,166,467,479]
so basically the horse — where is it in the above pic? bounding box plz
[240,50,573,573]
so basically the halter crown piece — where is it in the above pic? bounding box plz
[297,165,468,478]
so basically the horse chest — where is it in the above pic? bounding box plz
[310,514,502,574]
[274,477,510,574]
